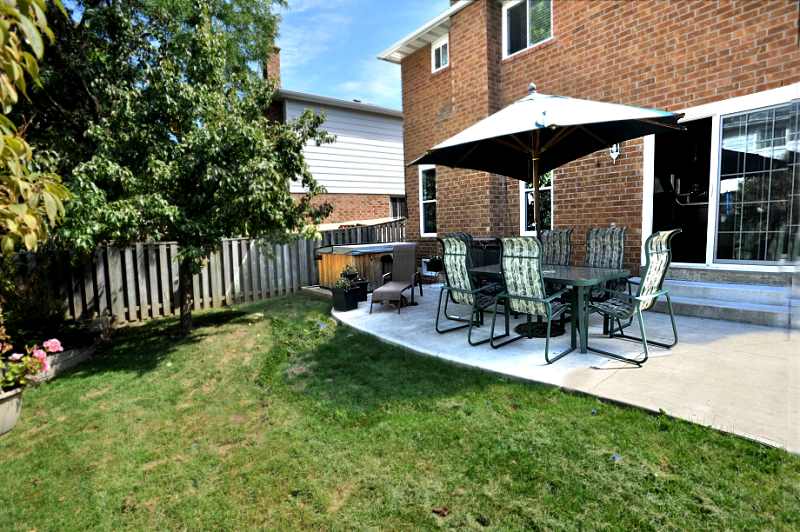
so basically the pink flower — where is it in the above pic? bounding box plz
[43,359,51,372]
[9,353,23,361]
[43,339,63,353]
[33,349,47,361]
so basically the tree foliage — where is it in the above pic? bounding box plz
[20,1,331,332]
[0,0,68,254]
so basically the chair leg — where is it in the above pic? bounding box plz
[587,309,651,366]
[435,287,471,334]
[544,311,575,364]
[490,298,524,349]
[369,298,374,314]
[608,295,679,349]
[468,303,491,346]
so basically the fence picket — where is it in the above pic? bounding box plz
[170,243,180,314]
[107,248,125,323]
[210,250,222,308]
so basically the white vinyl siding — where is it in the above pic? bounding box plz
[285,100,404,195]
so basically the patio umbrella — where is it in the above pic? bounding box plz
[411,84,684,230]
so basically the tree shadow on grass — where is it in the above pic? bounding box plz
[62,309,249,379]
[284,322,506,421]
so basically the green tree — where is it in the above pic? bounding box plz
[53,2,331,333]
[0,0,69,254]
[0,0,68,355]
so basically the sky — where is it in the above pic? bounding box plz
[276,0,450,111]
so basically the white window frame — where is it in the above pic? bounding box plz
[641,82,800,271]
[519,176,554,236]
[419,164,437,237]
[431,33,449,73]
[502,0,554,60]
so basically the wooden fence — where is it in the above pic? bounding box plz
[319,218,405,247]
[56,238,317,324]
[46,219,405,325]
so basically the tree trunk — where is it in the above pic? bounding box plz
[178,256,194,335]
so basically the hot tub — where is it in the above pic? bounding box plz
[316,243,399,289]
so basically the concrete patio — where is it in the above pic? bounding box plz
[333,285,799,454]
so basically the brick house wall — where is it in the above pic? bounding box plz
[292,193,395,224]
[399,0,800,268]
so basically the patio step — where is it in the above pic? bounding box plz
[630,277,791,327]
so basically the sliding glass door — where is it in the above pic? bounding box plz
[715,101,799,264]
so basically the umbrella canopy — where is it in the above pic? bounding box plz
[411,89,684,178]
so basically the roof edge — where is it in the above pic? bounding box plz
[378,0,473,64]
[275,89,403,118]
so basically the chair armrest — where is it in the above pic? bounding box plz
[382,272,392,282]
[594,287,637,301]
[543,287,570,302]
[635,289,668,302]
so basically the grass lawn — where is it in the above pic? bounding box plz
[2,294,798,530]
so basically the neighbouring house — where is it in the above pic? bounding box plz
[379,0,800,325]
[265,49,406,227]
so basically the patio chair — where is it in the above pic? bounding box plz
[588,229,682,366]
[435,236,499,346]
[585,225,627,333]
[369,243,422,314]
[488,237,574,364]
[540,227,573,266]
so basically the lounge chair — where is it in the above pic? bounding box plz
[588,229,681,365]
[489,237,574,364]
[369,243,422,314]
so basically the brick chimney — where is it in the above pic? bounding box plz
[264,46,281,87]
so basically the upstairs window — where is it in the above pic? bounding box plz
[431,34,449,73]
[503,0,552,58]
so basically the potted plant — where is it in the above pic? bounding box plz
[1,332,61,436]
[341,264,359,281]
[332,278,359,311]
[352,278,369,302]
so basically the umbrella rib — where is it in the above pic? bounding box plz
[639,118,685,131]
[576,125,610,147]
[494,136,533,155]
[540,126,576,153]
[509,134,534,154]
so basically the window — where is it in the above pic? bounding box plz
[390,196,407,219]
[503,0,552,58]
[520,172,553,235]
[419,166,437,236]
[431,34,449,73]
[715,102,799,263]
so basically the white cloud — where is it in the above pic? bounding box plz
[336,60,401,109]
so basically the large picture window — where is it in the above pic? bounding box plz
[716,102,799,263]
[419,166,437,237]
[520,172,553,235]
[503,0,552,58]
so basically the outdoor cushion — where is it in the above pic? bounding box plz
[501,237,548,316]
[590,297,634,319]
[540,228,573,266]
[372,280,411,302]
[441,237,474,305]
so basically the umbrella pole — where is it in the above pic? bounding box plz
[531,133,543,234]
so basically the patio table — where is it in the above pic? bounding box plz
[468,264,630,354]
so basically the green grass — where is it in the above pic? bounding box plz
[2,294,798,530]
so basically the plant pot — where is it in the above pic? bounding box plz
[342,272,358,282]
[332,287,359,311]
[0,388,22,436]
[353,280,369,302]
